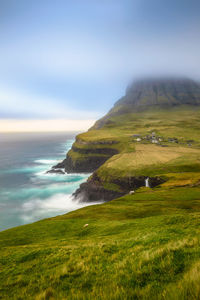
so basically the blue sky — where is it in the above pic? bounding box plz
[0,0,200,121]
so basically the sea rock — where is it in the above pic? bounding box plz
[52,159,66,169]
[46,169,65,175]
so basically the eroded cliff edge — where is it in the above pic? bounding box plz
[53,137,119,173]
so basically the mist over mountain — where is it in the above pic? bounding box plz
[93,77,200,129]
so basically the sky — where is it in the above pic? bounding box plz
[0,0,200,131]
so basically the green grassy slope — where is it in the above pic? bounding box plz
[2,104,200,299]
[1,186,200,299]
[71,106,200,194]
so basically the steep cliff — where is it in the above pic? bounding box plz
[54,137,119,173]
[59,77,200,201]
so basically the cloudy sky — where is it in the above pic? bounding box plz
[0,0,200,131]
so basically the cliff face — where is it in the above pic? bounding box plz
[61,77,200,202]
[73,172,165,202]
[73,172,124,202]
[122,78,200,106]
[54,137,119,173]
[64,152,112,173]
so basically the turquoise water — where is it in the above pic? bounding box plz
[0,133,94,231]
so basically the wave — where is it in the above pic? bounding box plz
[34,170,65,177]
[20,193,101,223]
[35,171,90,178]
[34,159,59,165]
[1,165,47,174]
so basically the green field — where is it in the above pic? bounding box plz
[1,105,200,299]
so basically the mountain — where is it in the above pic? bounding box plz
[93,77,200,129]
[51,77,200,202]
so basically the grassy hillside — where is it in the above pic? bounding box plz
[1,186,200,299]
[70,106,200,195]
[1,105,200,299]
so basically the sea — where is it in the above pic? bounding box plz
[0,132,95,231]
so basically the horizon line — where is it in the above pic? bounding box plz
[0,119,96,133]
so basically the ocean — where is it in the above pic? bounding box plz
[0,132,94,231]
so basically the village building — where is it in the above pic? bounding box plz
[152,139,159,144]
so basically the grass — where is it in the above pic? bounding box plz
[90,105,200,144]
[71,106,200,189]
[97,144,200,184]
[69,106,200,173]
[68,149,109,161]
[1,186,200,299]
[102,144,198,171]
[2,105,200,299]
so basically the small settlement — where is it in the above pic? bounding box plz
[132,132,194,147]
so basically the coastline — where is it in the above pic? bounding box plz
[0,132,93,231]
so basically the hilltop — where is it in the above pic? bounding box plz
[93,77,200,129]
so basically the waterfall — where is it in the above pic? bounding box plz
[145,177,150,188]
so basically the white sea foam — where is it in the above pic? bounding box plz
[21,193,101,223]
[21,141,94,223]
[34,169,90,179]
[35,159,59,165]
[34,170,65,177]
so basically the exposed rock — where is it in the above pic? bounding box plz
[73,181,123,202]
[73,172,165,202]
[73,172,123,202]
[92,78,200,129]
[72,145,118,155]
[76,137,118,145]
[113,176,165,191]
[64,153,111,173]
[46,169,65,175]
[52,160,66,169]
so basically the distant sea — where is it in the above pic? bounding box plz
[0,132,93,231]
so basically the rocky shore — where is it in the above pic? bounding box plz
[73,172,165,202]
